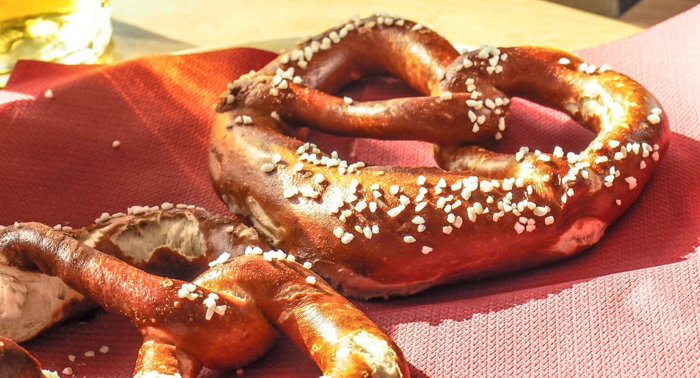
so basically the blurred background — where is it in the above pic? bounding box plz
[1,0,699,86]
[107,0,699,57]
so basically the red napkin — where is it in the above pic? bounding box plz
[2,6,700,377]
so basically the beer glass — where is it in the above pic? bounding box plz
[0,0,112,87]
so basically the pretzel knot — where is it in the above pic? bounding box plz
[212,15,670,299]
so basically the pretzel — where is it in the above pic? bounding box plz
[0,208,408,378]
[211,14,670,299]
[0,207,257,343]
[0,336,51,378]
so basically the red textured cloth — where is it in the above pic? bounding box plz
[2,6,700,377]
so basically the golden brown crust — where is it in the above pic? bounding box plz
[197,255,409,377]
[0,210,409,377]
[0,222,279,371]
[0,336,43,378]
[210,15,670,299]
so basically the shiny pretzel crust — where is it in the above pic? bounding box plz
[0,208,409,378]
[211,15,670,299]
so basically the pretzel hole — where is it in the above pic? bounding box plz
[307,76,595,168]
[338,76,418,102]
[490,98,594,155]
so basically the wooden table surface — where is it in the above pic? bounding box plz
[110,0,645,61]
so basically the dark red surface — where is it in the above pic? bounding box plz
[1,6,700,377]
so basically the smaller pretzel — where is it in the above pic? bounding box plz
[0,208,408,378]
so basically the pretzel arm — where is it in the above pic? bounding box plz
[262,17,457,95]
[195,254,409,378]
[273,87,499,144]
[0,223,278,377]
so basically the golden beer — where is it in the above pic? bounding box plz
[0,0,112,87]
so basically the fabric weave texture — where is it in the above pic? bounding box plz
[1,6,699,377]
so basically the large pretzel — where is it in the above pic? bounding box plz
[0,208,408,377]
[212,15,670,298]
